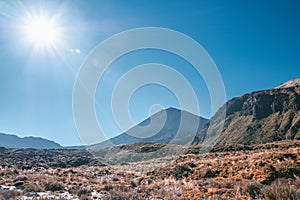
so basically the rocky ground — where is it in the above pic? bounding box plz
[0,141,300,199]
[0,148,105,169]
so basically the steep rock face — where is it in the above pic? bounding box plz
[240,88,300,119]
[193,86,300,146]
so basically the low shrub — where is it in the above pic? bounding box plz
[77,187,91,197]
[44,182,64,192]
[173,165,193,180]
[79,195,91,200]
[109,190,145,200]
[244,182,263,199]
[276,163,300,178]
[263,181,299,200]
[0,190,21,200]
[104,185,113,191]
[23,183,43,193]
[204,169,219,178]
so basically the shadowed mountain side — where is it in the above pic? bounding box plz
[88,108,208,150]
[193,84,300,146]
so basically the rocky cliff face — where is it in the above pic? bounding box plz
[193,85,300,146]
[277,77,300,89]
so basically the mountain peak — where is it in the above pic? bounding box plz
[164,107,198,115]
[276,76,300,89]
[164,107,184,113]
[88,108,209,150]
[165,107,180,111]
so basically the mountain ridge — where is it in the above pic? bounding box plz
[0,132,62,149]
[193,82,300,146]
[0,108,208,150]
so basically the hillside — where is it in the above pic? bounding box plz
[193,85,300,146]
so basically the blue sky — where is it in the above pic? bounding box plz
[0,0,299,146]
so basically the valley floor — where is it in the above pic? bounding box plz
[1,141,300,199]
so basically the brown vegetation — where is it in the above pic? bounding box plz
[0,140,300,199]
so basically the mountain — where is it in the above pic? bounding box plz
[193,79,300,146]
[89,108,208,150]
[0,133,62,149]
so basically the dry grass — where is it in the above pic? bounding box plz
[0,190,22,200]
[0,140,300,199]
[263,180,299,200]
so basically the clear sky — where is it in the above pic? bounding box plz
[0,0,299,146]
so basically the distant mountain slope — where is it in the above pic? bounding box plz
[0,133,62,149]
[89,108,208,150]
[193,83,300,146]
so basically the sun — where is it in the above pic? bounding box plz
[23,15,62,48]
